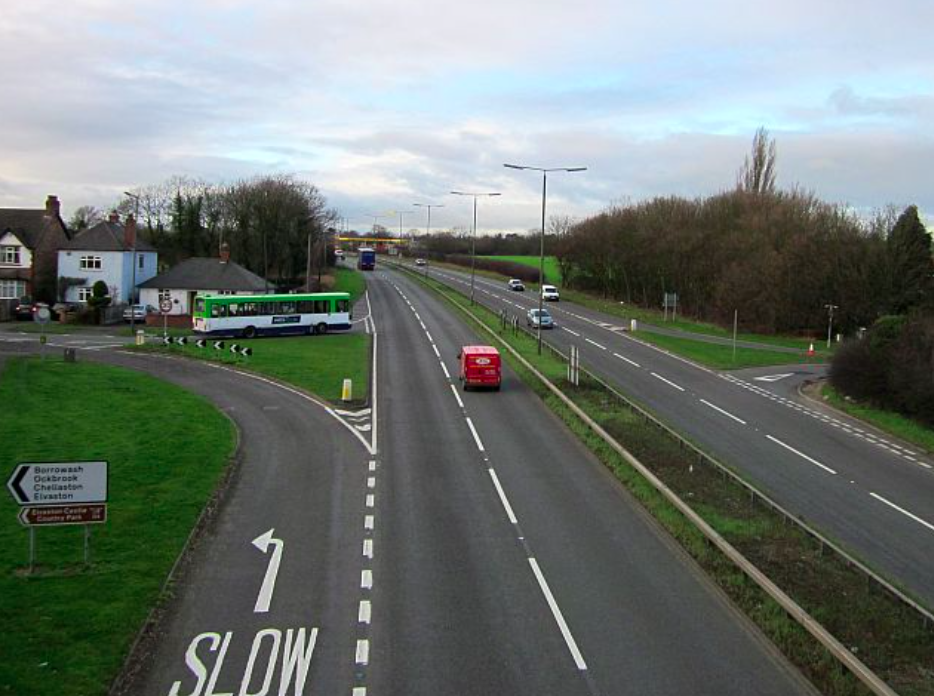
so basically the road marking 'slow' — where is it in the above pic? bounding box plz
[488,469,518,524]
[466,417,485,452]
[528,558,587,671]
[870,492,934,533]
[585,338,606,350]
[766,435,837,475]
[699,399,747,425]
[650,372,685,392]
[612,353,640,368]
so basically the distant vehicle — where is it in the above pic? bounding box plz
[334,249,345,259]
[123,304,155,322]
[415,258,427,266]
[192,292,352,338]
[527,308,555,329]
[358,247,376,271]
[541,284,560,301]
[507,279,525,291]
[458,345,501,391]
[13,298,36,320]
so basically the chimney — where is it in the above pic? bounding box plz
[45,195,61,218]
[109,211,120,223]
[219,242,231,264]
[124,214,137,249]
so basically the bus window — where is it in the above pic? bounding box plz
[280,301,297,315]
[194,298,205,314]
[336,300,349,314]
[297,300,314,314]
[211,304,227,318]
[228,303,240,317]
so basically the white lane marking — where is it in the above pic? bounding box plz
[358,600,372,624]
[488,469,518,524]
[465,417,485,452]
[440,361,451,379]
[528,558,588,671]
[870,492,934,533]
[356,639,370,665]
[364,515,374,530]
[353,688,367,696]
[367,476,376,489]
[699,399,747,425]
[371,327,379,455]
[368,460,377,472]
[585,338,606,350]
[361,569,373,590]
[425,331,434,343]
[366,494,375,508]
[431,343,441,358]
[753,373,795,382]
[562,327,581,337]
[612,352,640,368]
[251,529,284,613]
[766,435,837,475]
[363,539,373,558]
[650,372,685,392]
[450,384,465,409]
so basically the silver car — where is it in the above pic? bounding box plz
[526,308,555,329]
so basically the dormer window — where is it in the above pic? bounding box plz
[1,245,20,265]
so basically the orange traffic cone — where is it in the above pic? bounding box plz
[807,343,815,357]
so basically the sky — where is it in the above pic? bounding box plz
[1,0,932,233]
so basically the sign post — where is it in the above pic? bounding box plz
[34,305,51,360]
[160,298,173,340]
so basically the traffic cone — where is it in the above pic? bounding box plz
[807,343,814,357]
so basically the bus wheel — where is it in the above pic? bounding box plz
[243,326,257,339]
[315,322,328,335]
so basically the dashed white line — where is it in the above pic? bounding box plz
[450,384,465,409]
[353,688,367,696]
[612,352,640,368]
[465,416,485,452]
[488,469,518,524]
[355,639,370,665]
[766,435,837,475]
[585,338,606,350]
[431,343,441,358]
[358,600,372,624]
[699,399,747,425]
[440,361,451,379]
[562,327,581,337]
[363,539,373,558]
[364,515,374,530]
[368,460,377,472]
[367,476,376,489]
[869,492,934,533]
[528,558,588,671]
[650,372,685,392]
[365,494,375,508]
[361,569,373,590]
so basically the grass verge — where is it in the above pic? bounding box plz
[0,356,235,696]
[630,329,823,370]
[481,254,563,284]
[138,333,370,404]
[397,264,934,696]
[333,266,366,302]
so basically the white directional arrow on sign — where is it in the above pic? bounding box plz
[252,528,284,613]
[753,373,795,383]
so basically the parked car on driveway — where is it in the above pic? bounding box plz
[541,284,560,301]
[507,279,525,291]
[123,304,155,322]
[526,308,555,329]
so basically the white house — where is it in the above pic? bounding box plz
[138,243,269,316]
[57,214,157,304]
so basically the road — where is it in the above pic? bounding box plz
[395,260,934,610]
[363,268,813,695]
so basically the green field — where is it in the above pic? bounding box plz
[0,357,235,696]
[482,255,563,284]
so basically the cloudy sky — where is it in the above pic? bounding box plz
[2,0,932,232]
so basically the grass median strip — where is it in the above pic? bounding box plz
[0,356,235,696]
[397,263,934,696]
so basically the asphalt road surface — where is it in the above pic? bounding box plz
[363,269,814,695]
[393,260,934,611]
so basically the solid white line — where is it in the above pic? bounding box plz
[425,331,434,343]
[766,435,837,475]
[870,492,934,532]
[528,558,587,671]
[358,600,372,624]
[355,639,370,665]
[699,399,747,425]
[363,539,373,558]
[450,384,465,409]
[431,343,441,358]
[465,417,485,452]
[562,327,580,337]
[585,338,606,350]
[364,515,374,530]
[612,352,640,368]
[650,372,685,392]
[366,494,374,508]
[488,469,518,524]
[371,327,379,455]
[361,569,373,589]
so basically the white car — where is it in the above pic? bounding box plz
[507,279,525,291]
[541,284,560,301]
[415,258,427,266]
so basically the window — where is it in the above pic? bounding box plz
[210,304,227,318]
[1,246,20,265]
[279,301,297,315]
[80,255,102,271]
[0,279,25,299]
[138,255,144,270]
[239,302,258,317]
[78,287,93,302]
[336,300,350,314]
[297,300,314,314]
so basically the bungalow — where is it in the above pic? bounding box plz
[0,195,70,303]
[137,243,269,317]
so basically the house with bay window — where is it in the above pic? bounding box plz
[0,195,71,303]
[57,213,158,304]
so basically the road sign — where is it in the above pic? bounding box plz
[213,340,225,350]
[175,336,187,346]
[230,343,240,354]
[241,346,252,357]
[159,298,173,313]
[34,306,51,324]
[7,461,108,506]
[19,503,107,527]
[196,339,206,349]
[163,336,172,346]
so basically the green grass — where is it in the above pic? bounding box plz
[821,385,934,455]
[482,255,563,284]
[140,333,370,404]
[0,357,235,696]
[333,266,366,303]
[631,330,824,370]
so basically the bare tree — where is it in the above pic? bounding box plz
[68,205,104,231]
[737,127,777,195]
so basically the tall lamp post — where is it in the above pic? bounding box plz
[825,303,839,349]
[123,191,140,334]
[503,164,586,353]
[413,202,443,268]
[450,191,501,304]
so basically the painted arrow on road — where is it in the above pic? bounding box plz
[753,373,795,383]
[252,528,284,613]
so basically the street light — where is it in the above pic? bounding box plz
[413,202,444,274]
[503,163,586,354]
[825,303,839,349]
[450,191,501,304]
[123,191,140,334]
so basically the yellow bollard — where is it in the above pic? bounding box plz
[630,319,638,332]
[342,378,353,402]
[135,330,145,346]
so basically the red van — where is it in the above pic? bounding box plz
[458,345,502,391]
